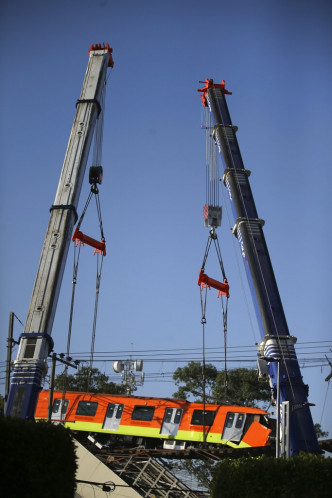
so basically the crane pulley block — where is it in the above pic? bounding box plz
[89,166,103,185]
[198,269,229,298]
[72,227,106,256]
[203,204,222,228]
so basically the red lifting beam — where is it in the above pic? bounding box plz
[72,227,106,256]
[198,269,229,298]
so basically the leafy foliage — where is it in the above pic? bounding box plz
[173,361,218,401]
[214,368,271,408]
[0,415,77,497]
[173,361,270,409]
[314,423,329,438]
[54,366,126,394]
[211,453,332,498]
[173,459,217,490]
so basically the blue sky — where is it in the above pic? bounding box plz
[0,0,331,437]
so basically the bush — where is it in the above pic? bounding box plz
[211,453,332,498]
[0,416,77,497]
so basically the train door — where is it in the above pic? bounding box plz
[222,412,246,443]
[102,403,124,431]
[51,398,69,421]
[160,408,183,436]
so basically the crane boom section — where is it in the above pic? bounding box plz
[5,46,111,420]
[202,81,319,455]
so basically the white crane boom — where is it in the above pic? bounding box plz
[5,44,113,419]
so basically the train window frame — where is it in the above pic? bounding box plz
[132,405,155,421]
[52,398,69,415]
[76,401,98,416]
[115,404,124,419]
[190,409,216,426]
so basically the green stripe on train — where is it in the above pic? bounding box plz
[61,421,251,448]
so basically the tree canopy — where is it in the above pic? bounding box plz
[54,366,126,394]
[173,361,271,409]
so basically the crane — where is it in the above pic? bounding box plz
[5,43,114,420]
[198,78,319,455]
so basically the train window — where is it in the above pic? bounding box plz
[164,408,173,423]
[191,409,216,426]
[225,412,235,428]
[106,403,115,418]
[52,398,69,414]
[235,413,245,429]
[116,404,124,419]
[76,401,98,416]
[174,409,183,424]
[132,405,155,421]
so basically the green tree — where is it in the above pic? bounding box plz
[211,453,332,498]
[173,361,218,401]
[173,361,271,409]
[54,366,126,394]
[214,368,271,409]
[314,423,329,439]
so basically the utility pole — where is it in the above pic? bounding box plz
[4,312,17,411]
[47,353,79,422]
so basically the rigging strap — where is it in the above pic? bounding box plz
[198,228,229,298]
[72,184,106,256]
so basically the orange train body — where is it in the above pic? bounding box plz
[36,390,271,449]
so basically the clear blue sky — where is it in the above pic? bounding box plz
[0,0,331,437]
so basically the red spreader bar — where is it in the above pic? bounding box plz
[72,227,106,256]
[198,269,229,298]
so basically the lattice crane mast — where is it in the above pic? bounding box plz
[198,78,319,455]
[5,44,114,419]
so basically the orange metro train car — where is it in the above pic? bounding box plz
[36,390,271,450]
